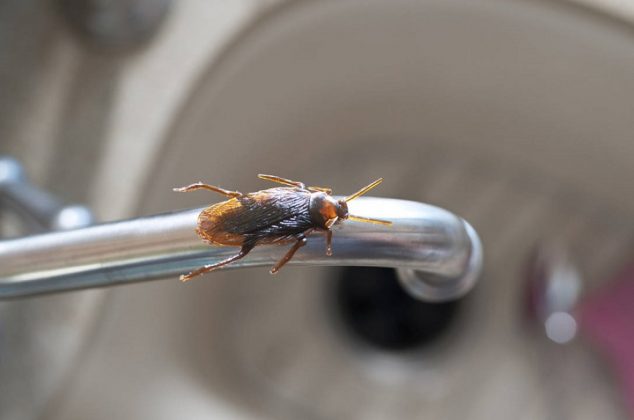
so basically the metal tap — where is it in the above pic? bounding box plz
[0,196,482,301]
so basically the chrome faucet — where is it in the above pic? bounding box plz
[0,158,482,302]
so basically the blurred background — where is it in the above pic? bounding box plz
[1,0,634,419]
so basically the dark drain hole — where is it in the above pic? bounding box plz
[333,267,461,352]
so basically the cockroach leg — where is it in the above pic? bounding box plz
[180,243,254,282]
[270,230,313,274]
[258,174,306,189]
[325,230,333,256]
[308,186,333,194]
[173,182,242,198]
[270,238,307,274]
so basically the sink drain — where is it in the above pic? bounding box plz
[333,267,461,352]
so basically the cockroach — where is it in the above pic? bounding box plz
[174,174,390,281]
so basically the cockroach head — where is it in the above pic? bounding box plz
[309,180,391,228]
[336,199,349,219]
[309,192,348,228]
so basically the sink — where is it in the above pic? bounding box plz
[3,0,634,419]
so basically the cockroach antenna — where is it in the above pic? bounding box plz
[344,178,392,226]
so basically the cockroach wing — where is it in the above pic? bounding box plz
[197,187,313,246]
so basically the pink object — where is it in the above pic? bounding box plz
[578,261,634,417]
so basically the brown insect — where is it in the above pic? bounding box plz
[174,174,390,281]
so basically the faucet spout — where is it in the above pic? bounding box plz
[0,197,482,301]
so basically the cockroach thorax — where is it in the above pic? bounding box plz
[309,192,348,229]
